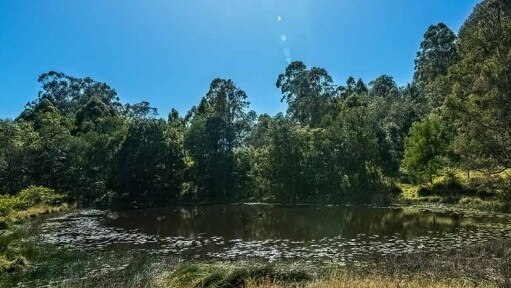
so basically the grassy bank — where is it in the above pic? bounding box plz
[0,212,509,287]
[0,186,69,273]
[398,169,511,213]
[0,186,68,228]
[2,237,509,287]
[1,183,510,287]
[161,239,511,288]
[246,273,480,288]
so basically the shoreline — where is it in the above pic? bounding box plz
[1,200,509,287]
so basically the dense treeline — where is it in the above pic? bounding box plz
[0,0,510,208]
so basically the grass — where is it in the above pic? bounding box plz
[0,185,69,228]
[160,262,314,288]
[0,203,69,228]
[0,223,37,274]
[245,273,485,288]
[0,186,70,274]
[160,239,511,288]
[0,221,179,288]
[398,169,510,212]
[3,241,508,287]
[161,262,500,288]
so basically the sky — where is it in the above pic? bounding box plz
[0,0,479,119]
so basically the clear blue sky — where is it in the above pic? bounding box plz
[0,0,479,119]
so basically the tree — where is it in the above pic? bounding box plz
[74,95,116,133]
[0,120,39,194]
[365,84,427,176]
[122,101,158,119]
[20,71,120,120]
[354,78,368,94]
[446,0,511,173]
[111,119,184,206]
[414,23,458,109]
[414,23,458,87]
[337,76,362,98]
[276,61,334,127]
[369,75,399,98]
[184,79,252,201]
[28,101,74,191]
[265,115,308,202]
[402,114,450,184]
[330,94,387,201]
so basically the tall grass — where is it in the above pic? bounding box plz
[161,239,511,288]
[161,262,313,288]
[0,186,67,228]
[246,273,488,288]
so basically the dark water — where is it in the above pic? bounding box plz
[40,204,511,262]
[106,205,470,240]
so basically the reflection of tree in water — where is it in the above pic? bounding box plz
[105,205,487,241]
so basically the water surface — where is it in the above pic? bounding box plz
[40,204,511,262]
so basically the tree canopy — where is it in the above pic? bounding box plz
[1,0,509,208]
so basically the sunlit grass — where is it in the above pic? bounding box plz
[161,260,502,288]
[0,203,68,226]
[161,262,313,288]
[246,273,488,288]
[398,168,510,212]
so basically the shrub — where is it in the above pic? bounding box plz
[418,174,473,201]
[459,197,484,205]
[500,182,511,212]
[466,176,502,199]
[16,186,64,209]
[0,196,19,217]
[0,186,65,217]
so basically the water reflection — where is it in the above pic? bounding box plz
[39,205,511,262]
[105,205,484,241]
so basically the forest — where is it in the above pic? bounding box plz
[1,0,510,211]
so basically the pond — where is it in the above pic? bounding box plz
[39,204,511,263]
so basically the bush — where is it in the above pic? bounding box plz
[0,186,64,217]
[466,176,502,199]
[0,196,20,217]
[418,174,472,201]
[16,186,64,209]
[500,182,511,213]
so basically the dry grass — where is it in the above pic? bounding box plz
[0,202,69,273]
[161,239,511,288]
[398,168,511,213]
[161,262,312,288]
[245,273,489,288]
[10,203,68,219]
[0,203,68,228]
[399,183,420,199]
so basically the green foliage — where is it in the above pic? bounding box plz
[369,75,399,98]
[16,186,64,208]
[110,119,184,207]
[417,174,466,200]
[0,186,64,217]
[164,262,311,288]
[2,1,510,208]
[445,0,511,173]
[414,23,458,109]
[402,114,450,184]
[414,23,458,86]
[276,61,334,127]
[184,79,253,202]
[0,65,429,206]
[0,197,19,218]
